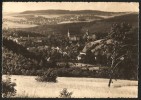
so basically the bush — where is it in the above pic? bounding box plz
[35,68,57,82]
[59,88,73,98]
[2,74,17,98]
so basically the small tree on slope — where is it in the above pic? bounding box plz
[102,22,138,87]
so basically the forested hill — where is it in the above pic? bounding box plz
[81,13,138,33]
[3,38,43,62]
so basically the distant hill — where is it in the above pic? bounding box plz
[20,10,125,15]
[21,13,138,37]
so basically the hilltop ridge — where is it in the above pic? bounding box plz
[20,10,127,15]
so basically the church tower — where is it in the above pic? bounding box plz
[67,29,70,38]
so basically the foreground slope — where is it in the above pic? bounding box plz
[3,75,138,98]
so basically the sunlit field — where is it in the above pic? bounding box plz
[3,22,38,29]
[2,75,138,98]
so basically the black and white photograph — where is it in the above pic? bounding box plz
[2,2,139,98]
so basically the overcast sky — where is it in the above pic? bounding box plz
[3,2,139,13]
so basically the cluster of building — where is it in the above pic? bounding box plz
[5,27,98,63]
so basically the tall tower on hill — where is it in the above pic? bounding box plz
[86,29,89,36]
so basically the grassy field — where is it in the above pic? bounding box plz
[2,75,138,98]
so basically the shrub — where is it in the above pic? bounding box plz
[2,74,17,98]
[35,68,57,82]
[59,88,73,98]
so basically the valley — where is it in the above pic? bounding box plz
[2,8,139,98]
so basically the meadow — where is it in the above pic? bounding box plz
[2,75,138,98]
